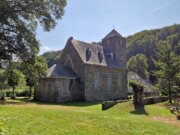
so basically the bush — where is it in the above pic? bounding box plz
[6,89,29,97]
[0,91,6,100]
[10,93,16,99]
[16,90,29,97]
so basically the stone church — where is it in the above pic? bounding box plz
[34,29,128,102]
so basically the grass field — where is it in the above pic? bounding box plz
[0,99,180,135]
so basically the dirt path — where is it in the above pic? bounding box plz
[151,116,180,127]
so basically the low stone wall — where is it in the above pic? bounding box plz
[143,96,168,105]
[102,100,129,110]
[102,96,168,110]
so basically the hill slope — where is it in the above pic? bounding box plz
[42,50,62,67]
[127,24,180,72]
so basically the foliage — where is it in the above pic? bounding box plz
[7,63,24,99]
[42,50,62,68]
[0,0,67,61]
[6,89,29,97]
[0,101,180,134]
[129,80,144,90]
[127,24,180,82]
[0,91,6,100]
[22,56,47,97]
[153,41,180,103]
[127,54,149,79]
[0,69,8,91]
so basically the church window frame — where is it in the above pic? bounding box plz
[94,69,99,89]
[117,73,122,89]
[47,83,51,95]
[107,72,111,90]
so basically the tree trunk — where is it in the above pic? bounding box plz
[168,79,172,103]
[12,86,15,99]
[29,86,32,98]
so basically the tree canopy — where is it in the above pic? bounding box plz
[127,24,180,73]
[22,56,48,97]
[7,63,24,99]
[153,41,180,103]
[0,0,67,61]
[42,50,62,67]
[127,54,148,79]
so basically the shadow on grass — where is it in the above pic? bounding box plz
[35,100,101,107]
[130,104,148,115]
[3,97,101,107]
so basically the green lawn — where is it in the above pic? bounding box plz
[0,100,180,135]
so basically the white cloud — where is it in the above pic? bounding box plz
[150,2,172,13]
[41,45,50,50]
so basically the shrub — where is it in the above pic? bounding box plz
[0,91,6,100]
[6,89,29,97]
[10,93,16,99]
[16,90,29,97]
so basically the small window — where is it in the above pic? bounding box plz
[117,73,121,88]
[98,51,103,63]
[63,82,67,91]
[94,70,99,89]
[107,53,114,59]
[48,83,51,95]
[55,87,59,97]
[86,48,91,61]
[107,72,111,90]
[63,81,69,91]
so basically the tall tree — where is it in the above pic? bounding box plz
[22,56,48,98]
[0,0,67,61]
[7,63,24,99]
[127,54,149,79]
[0,69,8,91]
[153,41,180,103]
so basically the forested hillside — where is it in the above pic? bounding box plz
[42,50,62,67]
[127,24,180,73]
[42,24,180,70]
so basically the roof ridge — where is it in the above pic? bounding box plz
[103,29,123,40]
[72,39,102,48]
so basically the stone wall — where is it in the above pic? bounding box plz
[34,78,84,102]
[84,64,128,101]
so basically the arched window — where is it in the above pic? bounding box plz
[48,83,51,95]
[107,72,111,90]
[98,51,103,63]
[94,70,99,89]
[117,73,121,89]
[86,48,91,61]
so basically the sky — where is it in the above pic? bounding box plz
[36,0,180,54]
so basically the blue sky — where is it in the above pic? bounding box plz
[36,0,180,54]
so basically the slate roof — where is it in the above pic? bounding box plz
[47,64,78,78]
[71,39,126,68]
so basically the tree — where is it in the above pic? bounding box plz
[0,69,8,100]
[153,41,180,103]
[127,54,149,79]
[7,63,24,99]
[42,50,62,68]
[0,69,8,91]
[126,24,180,82]
[22,56,47,98]
[0,0,67,61]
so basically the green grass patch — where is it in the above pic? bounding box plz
[0,101,180,135]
